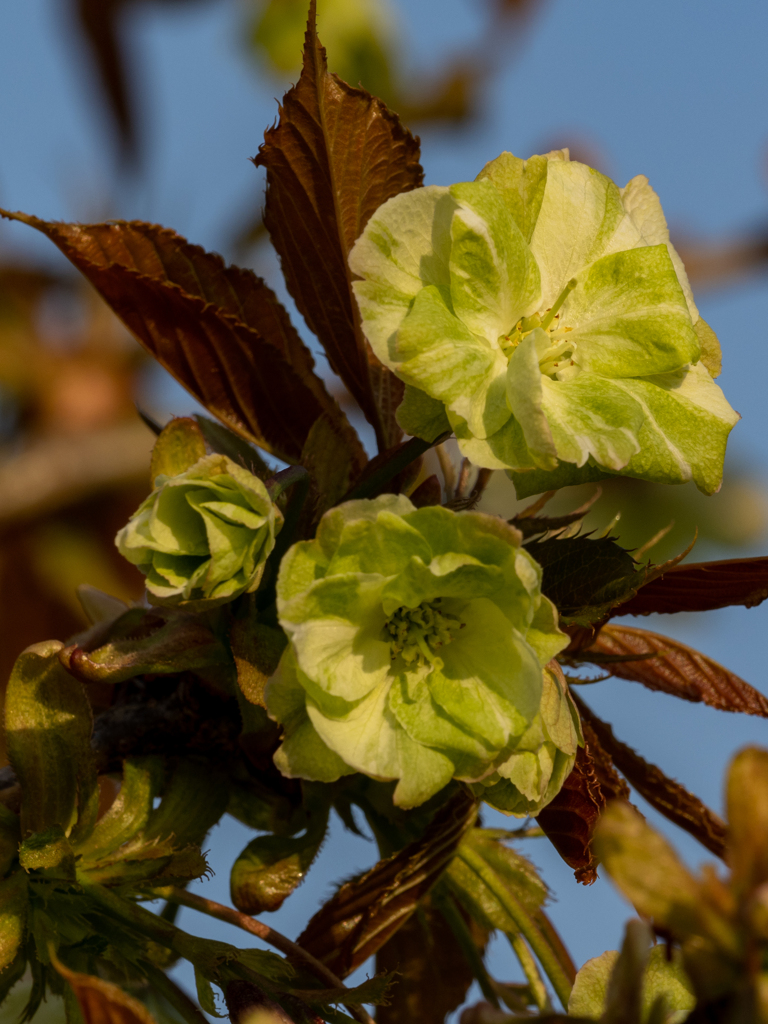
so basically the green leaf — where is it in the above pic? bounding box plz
[19,824,75,878]
[143,760,229,850]
[445,828,547,934]
[5,641,97,840]
[230,803,329,914]
[150,418,208,483]
[77,758,159,864]
[230,618,288,710]
[527,534,645,624]
[254,0,423,451]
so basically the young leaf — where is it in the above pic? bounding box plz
[254,0,423,451]
[231,806,329,914]
[580,720,630,803]
[573,695,727,858]
[0,211,362,466]
[614,556,768,616]
[297,788,477,977]
[143,759,229,850]
[445,829,548,934]
[301,413,365,523]
[230,619,288,710]
[527,535,646,625]
[60,612,231,685]
[583,624,768,717]
[5,641,97,840]
[195,416,274,479]
[375,897,485,1024]
[77,758,158,864]
[537,744,605,885]
[150,418,207,482]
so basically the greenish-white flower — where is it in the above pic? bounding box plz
[265,494,572,809]
[475,662,580,816]
[116,453,281,609]
[350,150,739,497]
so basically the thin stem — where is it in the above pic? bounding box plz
[432,884,500,1008]
[507,932,550,1013]
[138,960,209,1024]
[155,887,375,1024]
[458,847,573,1010]
[435,443,457,501]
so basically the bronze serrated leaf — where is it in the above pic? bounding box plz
[0,212,363,468]
[583,623,768,717]
[614,556,768,616]
[573,694,726,858]
[254,0,423,452]
[537,742,605,885]
[297,788,477,978]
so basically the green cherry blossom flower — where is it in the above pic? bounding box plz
[265,494,570,809]
[349,150,739,496]
[116,453,281,609]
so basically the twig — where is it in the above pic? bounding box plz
[154,887,375,1024]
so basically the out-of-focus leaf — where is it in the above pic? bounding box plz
[150,418,207,482]
[297,788,477,977]
[615,557,768,616]
[537,744,605,885]
[446,829,547,933]
[575,695,726,858]
[593,802,722,942]
[725,747,768,896]
[60,612,231,685]
[230,619,287,710]
[582,624,768,717]
[0,871,27,971]
[600,919,651,1024]
[527,536,645,625]
[0,211,359,465]
[301,413,366,523]
[231,804,329,914]
[5,641,97,840]
[253,0,423,451]
[409,474,442,508]
[51,952,159,1024]
[375,896,484,1024]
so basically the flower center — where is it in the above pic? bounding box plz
[498,277,580,380]
[384,599,464,669]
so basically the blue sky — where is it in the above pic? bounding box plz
[3,0,768,1013]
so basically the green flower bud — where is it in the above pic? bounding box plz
[116,454,281,609]
[266,494,570,809]
[349,150,739,496]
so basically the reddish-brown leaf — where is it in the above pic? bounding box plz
[375,896,487,1024]
[537,743,605,885]
[297,788,477,978]
[572,694,727,858]
[0,211,365,468]
[254,0,423,452]
[615,557,768,616]
[584,623,768,717]
[580,719,631,804]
